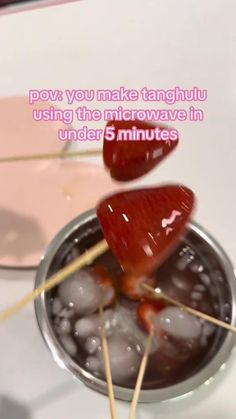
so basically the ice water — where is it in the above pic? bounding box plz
[46,220,231,389]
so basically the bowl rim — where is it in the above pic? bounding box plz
[34,209,236,403]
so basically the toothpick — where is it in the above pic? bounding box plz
[0,239,108,322]
[0,149,101,163]
[142,283,236,334]
[99,305,117,419]
[128,328,154,419]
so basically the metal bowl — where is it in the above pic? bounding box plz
[35,209,236,402]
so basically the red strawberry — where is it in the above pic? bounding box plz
[103,120,178,181]
[92,265,116,307]
[137,299,166,333]
[119,274,156,301]
[96,185,195,276]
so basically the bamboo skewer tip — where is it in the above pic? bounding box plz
[99,304,117,419]
[0,149,102,164]
[128,327,153,419]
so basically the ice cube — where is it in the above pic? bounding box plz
[190,262,204,273]
[102,309,115,335]
[58,307,74,319]
[176,254,192,271]
[74,316,98,339]
[58,270,101,315]
[113,305,158,354]
[191,291,202,301]
[86,356,101,373]
[85,336,101,354]
[172,275,192,291]
[51,298,62,315]
[59,335,77,356]
[194,284,206,292]
[200,273,211,287]
[74,309,114,339]
[155,307,202,340]
[98,334,141,383]
[59,318,71,334]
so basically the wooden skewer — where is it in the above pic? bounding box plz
[1,247,235,332]
[0,237,115,414]
[99,305,117,419]
[142,283,236,334]
[0,149,102,163]
[128,328,153,419]
[0,239,108,322]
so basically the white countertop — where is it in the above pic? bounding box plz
[0,0,236,417]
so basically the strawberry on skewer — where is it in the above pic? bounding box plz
[137,299,167,334]
[119,274,155,301]
[96,185,195,276]
[103,120,178,182]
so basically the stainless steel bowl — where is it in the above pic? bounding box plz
[35,209,236,402]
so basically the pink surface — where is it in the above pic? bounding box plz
[0,96,65,156]
[0,160,117,267]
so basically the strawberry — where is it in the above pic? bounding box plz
[119,273,155,301]
[103,120,178,181]
[92,265,116,307]
[137,299,166,333]
[96,185,195,276]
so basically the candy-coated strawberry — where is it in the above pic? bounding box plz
[137,299,166,333]
[96,185,195,275]
[103,120,178,181]
[119,274,155,301]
